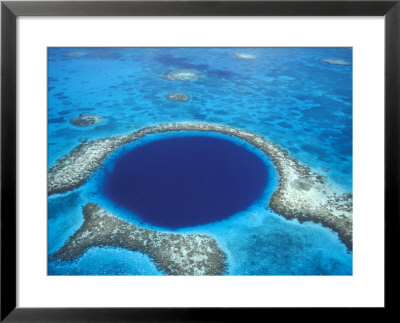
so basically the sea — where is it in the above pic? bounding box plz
[48,47,353,275]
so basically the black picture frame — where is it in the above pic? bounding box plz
[1,0,399,321]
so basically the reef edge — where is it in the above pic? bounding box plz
[52,203,228,275]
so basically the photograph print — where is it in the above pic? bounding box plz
[48,47,352,276]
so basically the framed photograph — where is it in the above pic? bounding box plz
[1,0,398,320]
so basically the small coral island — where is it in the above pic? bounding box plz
[234,53,259,60]
[165,92,190,102]
[161,69,202,81]
[70,113,104,127]
[322,59,351,66]
[49,121,353,253]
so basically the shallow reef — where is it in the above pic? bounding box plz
[234,53,259,60]
[165,92,190,102]
[52,203,227,275]
[62,51,87,58]
[48,121,353,250]
[70,113,104,127]
[322,59,351,66]
[161,69,202,81]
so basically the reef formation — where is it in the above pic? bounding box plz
[322,59,351,66]
[79,137,88,143]
[165,92,190,102]
[52,203,227,275]
[48,121,353,250]
[161,69,202,81]
[234,53,259,60]
[70,113,104,127]
[62,51,87,58]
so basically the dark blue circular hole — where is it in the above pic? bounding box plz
[102,135,268,228]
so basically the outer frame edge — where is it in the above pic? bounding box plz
[1,2,17,322]
[1,0,398,321]
[2,1,399,16]
[384,0,400,313]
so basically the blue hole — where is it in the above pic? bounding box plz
[102,135,268,228]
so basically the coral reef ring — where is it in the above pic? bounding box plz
[48,121,353,250]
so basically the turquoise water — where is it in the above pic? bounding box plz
[48,48,352,275]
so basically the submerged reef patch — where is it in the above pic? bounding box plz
[62,51,87,58]
[165,92,190,102]
[234,53,259,60]
[70,113,104,127]
[161,69,202,81]
[48,121,352,250]
[79,137,88,143]
[52,203,227,275]
[322,59,351,66]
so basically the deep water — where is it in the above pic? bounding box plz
[48,47,353,275]
[102,135,268,228]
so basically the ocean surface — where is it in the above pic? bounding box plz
[48,47,353,275]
